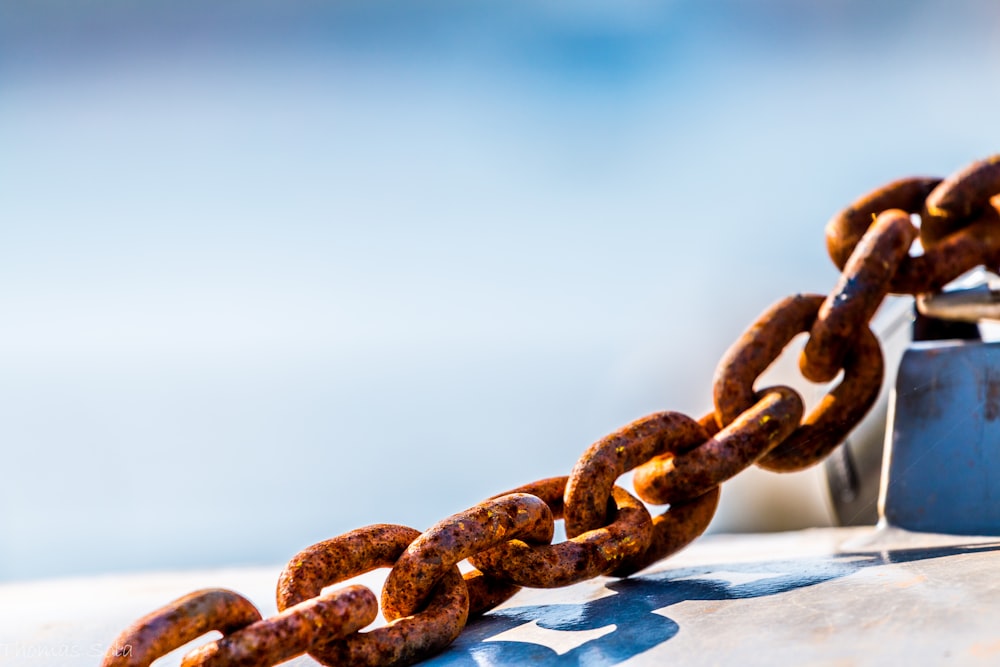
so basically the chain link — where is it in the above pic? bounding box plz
[276,524,472,667]
[181,587,377,667]
[922,156,1000,245]
[633,385,803,503]
[102,154,1000,667]
[563,411,706,537]
[470,479,652,588]
[103,589,262,667]
[802,209,916,383]
[381,494,553,621]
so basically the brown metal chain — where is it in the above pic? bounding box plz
[102,155,1000,667]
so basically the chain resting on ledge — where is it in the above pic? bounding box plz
[102,155,1000,667]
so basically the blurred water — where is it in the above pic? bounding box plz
[1,0,1000,581]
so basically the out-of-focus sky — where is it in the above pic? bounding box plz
[1,0,999,581]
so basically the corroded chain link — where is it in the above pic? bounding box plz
[103,155,1000,667]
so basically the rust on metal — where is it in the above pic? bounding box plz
[492,476,568,516]
[462,569,522,617]
[632,386,803,505]
[277,524,421,608]
[824,164,1000,295]
[276,524,470,667]
[713,293,884,473]
[179,585,376,667]
[105,154,1000,667]
[612,486,720,577]
[758,326,883,472]
[316,570,468,667]
[891,204,1000,294]
[101,589,262,667]
[713,293,824,427]
[381,494,553,621]
[922,155,1000,244]
[801,208,916,383]
[826,176,940,269]
[697,411,722,437]
[470,481,652,588]
[563,411,708,537]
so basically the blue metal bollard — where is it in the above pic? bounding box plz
[881,338,1000,535]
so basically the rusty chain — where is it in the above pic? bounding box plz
[103,155,1000,667]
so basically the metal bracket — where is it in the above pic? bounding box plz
[917,283,1000,323]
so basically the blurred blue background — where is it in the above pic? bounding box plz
[2,0,999,581]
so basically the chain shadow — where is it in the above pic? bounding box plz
[426,541,1000,666]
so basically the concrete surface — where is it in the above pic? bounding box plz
[7,526,1000,666]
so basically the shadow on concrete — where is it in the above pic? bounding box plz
[427,541,1000,666]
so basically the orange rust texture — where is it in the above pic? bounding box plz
[612,486,720,577]
[563,411,708,537]
[713,293,884,473]
[180,586,376,667]
[824,161,1000,295]
[697,411,722,437]
[276,523,469,667]
[713,293,823,427]
[892,205,1000,294]
[277,524,420,607]
[826,176,940,269]
[469,484,652,588]
[801,209,916,383]
[381,494,553,621]
[106,155,1000,667]
[922,155,1000,244]
[492,476,567,516]
[758,326,883,472]
[632,386,802,505]
[314,570,468,667]
[100,589,262,667]
[462,569,522,616]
